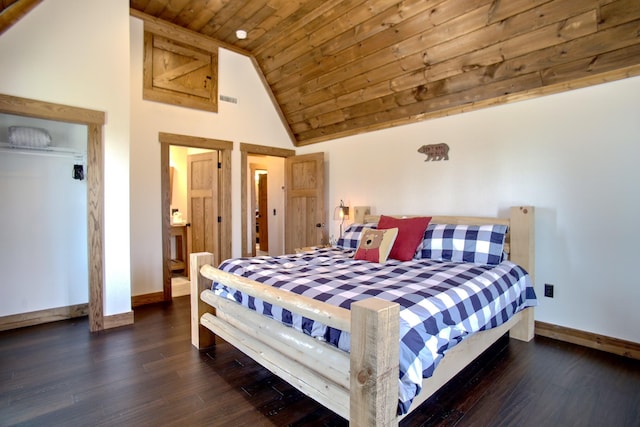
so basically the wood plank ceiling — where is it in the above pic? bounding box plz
[26,1,640,146]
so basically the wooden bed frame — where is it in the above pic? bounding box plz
[190,206,535,426]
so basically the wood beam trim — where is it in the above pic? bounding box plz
[130,8,249,56]
[536,321,640,360]
[239,142,295,157]
[103,311,134,330]
[0,0,43,36]
[159,132,233,150]
[0,93,105,125]
[0,303,88,331]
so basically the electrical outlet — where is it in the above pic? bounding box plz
[544,283,554,298]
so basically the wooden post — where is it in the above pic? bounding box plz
[509,206,535,342]
[509,206,535,282]
[350,298,400,427]
[510,307,535,342]
[190,252,215,349]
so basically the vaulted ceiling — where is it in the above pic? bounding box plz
[4,1,640,146]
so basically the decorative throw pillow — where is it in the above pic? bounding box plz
[419,223,508,265]
[336,222,378,250]
[354,227,398,263]
[377,215,432,261]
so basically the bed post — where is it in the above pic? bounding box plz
[350,298,400,427]
[509,206,535,282]
[509,206,535,342]
[190,252,215,349]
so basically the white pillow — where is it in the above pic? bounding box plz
[8,126,52,148]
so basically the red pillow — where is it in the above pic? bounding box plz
[377,215,432,261]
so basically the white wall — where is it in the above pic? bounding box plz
[0,0,132,316]
[297,76,640,344]
[129,17,293,296]
[0,141,87,316]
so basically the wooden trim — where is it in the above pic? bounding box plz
[536,321,640,360]
[241,149,249,257]
[0,304,88,332]
[0,93,105,332]
[131,292,165,308]
[0,93,105,125]
[160,141,172,301]
[239,143,295,157]
[159,132,233,151]
[87,122,105,332]
[218,148,232,262]
[0,0,43,36]
[103,311,134,330]
[239,143,296,257]
[130,8,248,57]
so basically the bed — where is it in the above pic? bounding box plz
[190,206,536,426]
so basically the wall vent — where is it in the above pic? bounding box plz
[219,95,238,104]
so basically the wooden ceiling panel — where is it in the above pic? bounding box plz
[129,0,640,145]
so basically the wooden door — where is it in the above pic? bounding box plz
[285,153,325,253]
[188,151,219,266]
[257,173,269,252]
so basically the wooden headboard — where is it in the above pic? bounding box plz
[364,206,535,281]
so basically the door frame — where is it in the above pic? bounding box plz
[0,93,106,331]
[160,132,232,301]
[240,143,295,257]
[250,163,268,256]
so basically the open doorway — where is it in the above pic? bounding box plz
[0,94,106,332]
[159,132,232,302]
[253,167,269,256]
[169,147,219,296]
[240,144,326,257]
[244,147,292,257]
[248,156,286,256]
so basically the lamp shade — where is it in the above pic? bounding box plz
[334,200,350,220]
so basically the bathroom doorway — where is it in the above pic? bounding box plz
[159,132,232,301]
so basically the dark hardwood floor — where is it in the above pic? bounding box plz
[1,296,639,426]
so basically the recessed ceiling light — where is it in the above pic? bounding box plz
[236,30,247,40]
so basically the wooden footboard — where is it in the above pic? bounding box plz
[190,206,536,426]
[191,255,400,424]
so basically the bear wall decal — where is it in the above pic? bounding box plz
[418,143,449,161]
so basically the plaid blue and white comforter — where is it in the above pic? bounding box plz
[212,247,537,414]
